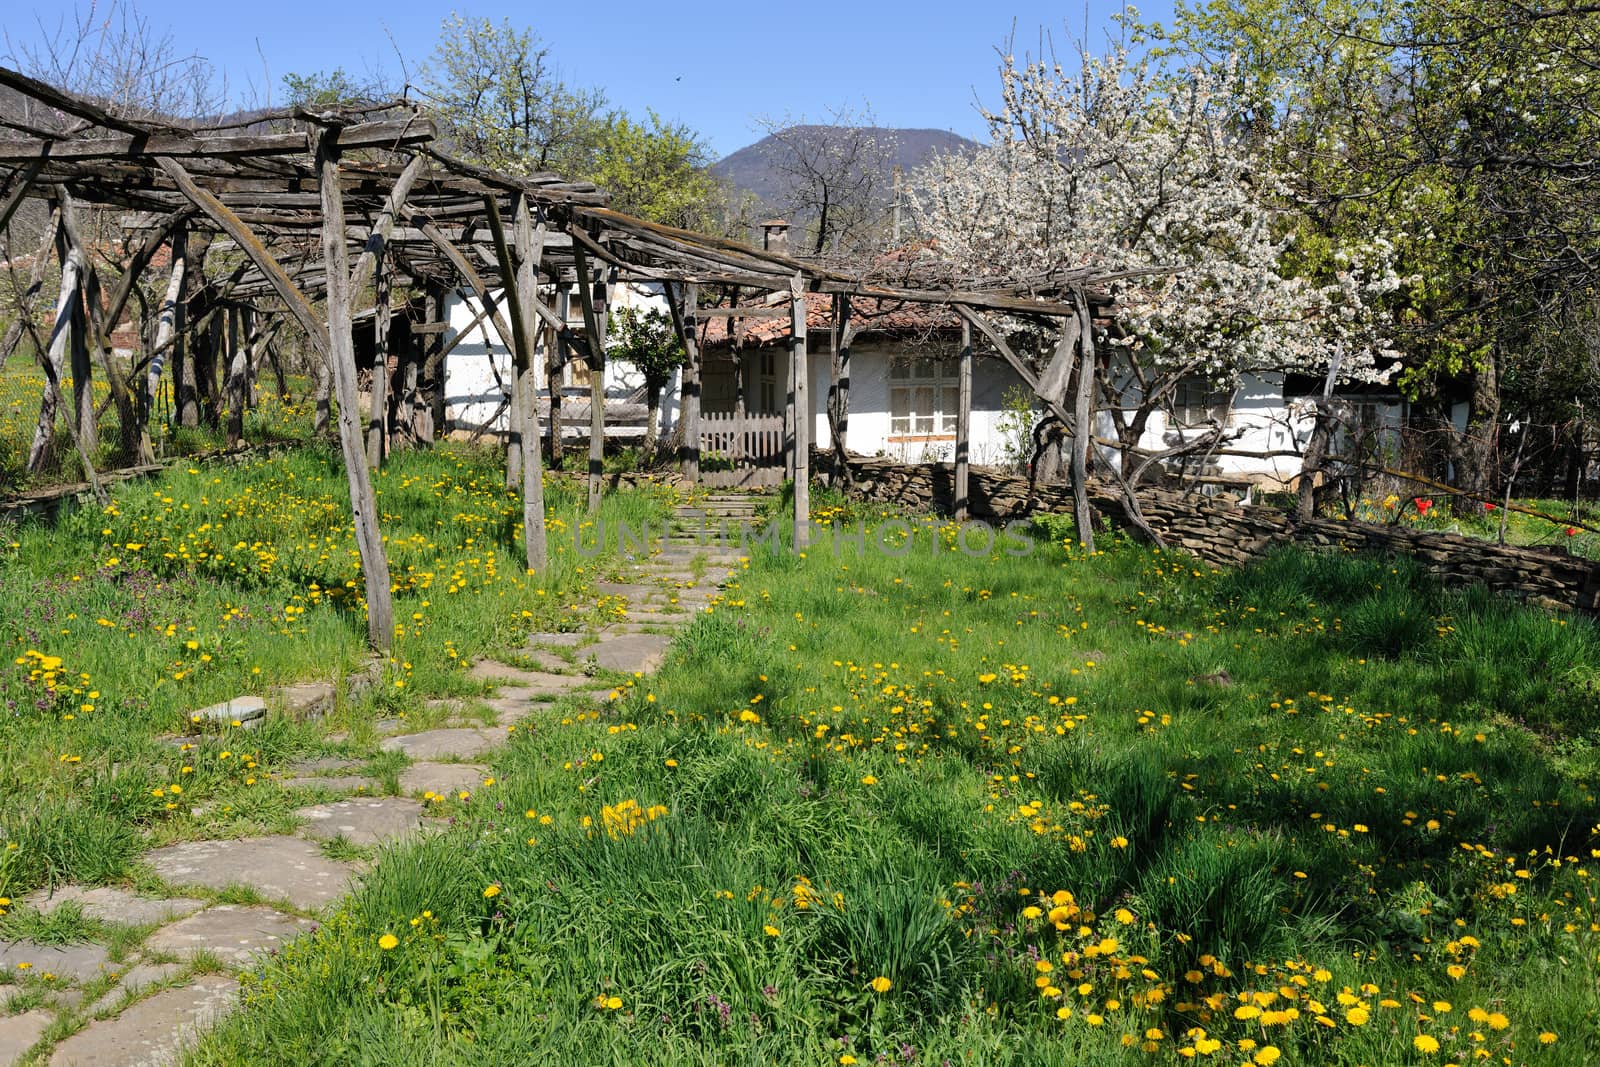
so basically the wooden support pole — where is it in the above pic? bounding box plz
[367,260,391,468]
[514,195,549,571]
[313,130,395,651]
[955,316,972,522]
[27,230,80,472]
[784,319,796,483]
[830,294,855,481]
[141,224,185,461]
[483,192,549,570]
[573,243,607,511]
[82,266,138,462]
[1070,289,1096,553]
[549,282,569,470]
[225,305,255,448]
[791,274,810,549]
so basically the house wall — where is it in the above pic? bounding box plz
[442,281,678,434]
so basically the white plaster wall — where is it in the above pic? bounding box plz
[442,281,678,433]
[810,347,1032,466]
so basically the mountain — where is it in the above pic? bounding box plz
[711,126,979,212]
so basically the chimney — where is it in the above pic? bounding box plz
[761,219,789,254]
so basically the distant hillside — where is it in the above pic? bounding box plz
[711,126,979,211]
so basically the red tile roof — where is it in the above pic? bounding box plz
[698,293,959,349]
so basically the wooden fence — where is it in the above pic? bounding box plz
[699,411,785,488]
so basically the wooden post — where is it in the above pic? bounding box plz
[791,274,810,549]
[830,294,854,481]
[1070,290,1096,553]
[425,284,446,445]
[549,282,569,470]
[225,304,253,448]
[669,281,702,482]
[955,316,972,521]
[784,321,796,483]
[141,224,185,462]
[367,258,390,468]
[573,244,607,511]
[27,229,80,472]
[313,129,395,651]
[728,285,745,475]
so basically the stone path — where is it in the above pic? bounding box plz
[0,492,756,1066]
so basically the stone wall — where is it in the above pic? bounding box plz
[825,455,1600,613]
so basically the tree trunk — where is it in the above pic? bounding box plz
[1453,353,1501,513]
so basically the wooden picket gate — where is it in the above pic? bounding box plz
[699,411,785,488]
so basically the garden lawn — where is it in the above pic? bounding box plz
[189,498,1600,1066]
[0,442,675,900]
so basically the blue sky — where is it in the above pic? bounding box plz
[2,0,1171,157]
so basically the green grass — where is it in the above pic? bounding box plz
[186,503,1600,1066]
[0,441,676,899]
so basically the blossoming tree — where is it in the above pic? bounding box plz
[910,45,1403,492]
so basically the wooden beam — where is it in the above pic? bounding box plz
[954,305,1073,429]
[514,194,549,570]
[955,316,972,522]
[315,127,394,651]
[1070,290,1096,552]
[140,224,185,462]
[693,305,789,319]
[154,156,328,355]
[400,207,515,354]
[348,152,427,294]
[791,273,810,549]
[573,242,607,511]
[0,116,437,163]
[0,156,43,233]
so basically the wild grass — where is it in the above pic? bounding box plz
[0,442,675,897]
[189,509,1600,1065]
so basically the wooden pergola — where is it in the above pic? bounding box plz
[0,66,1119,650]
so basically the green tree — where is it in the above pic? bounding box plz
[606,305,685,458]
[590,111,718,229]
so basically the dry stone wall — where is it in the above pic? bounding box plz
[826,456,1600,613]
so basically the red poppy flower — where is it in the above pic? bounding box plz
[1566,527,1579,537]
[1414,498,1433,513]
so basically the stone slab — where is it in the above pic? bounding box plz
[274,681,335,719]
[284,756,362,775]
[0,1009,51,1064]
[466,661,597,694]
[279,775,379,793]
[593,581,666,600]
[49,975,238,1067]
[0,941,112,983]
[141,906,312,966]
[24,886,206,928]
[398,762,488,797]
[587,633,674,674]
[188,695,265,728]
[143,836,354,911]
[112,961,185,995]
[379,728,502,760]
[526,631,588,647]
[295,797,425,845]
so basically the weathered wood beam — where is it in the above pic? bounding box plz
[955,316,972,522]
[693,306,790,319]
[154,156,329,355]
[513,195,549,570]
[1070,290,1097,552]
[140,224,185,462]
[954,305,1072,429]
[400,207,515,354]
[347,152,427,294]
[0,207,59,373]
[314,128,394,651]
[791,273,810,549]
[573,242,607,511]
[0,157,44,233]
[0,116,437,163]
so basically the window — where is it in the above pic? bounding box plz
[1172,378,1233,427]
[889,357,960,437]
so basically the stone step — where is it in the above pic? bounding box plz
[143,836,355,911]
[296,797,428,846]
[46,976,239,1067]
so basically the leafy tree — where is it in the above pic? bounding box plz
[606,305,686,457]
[590,111,718,229]
[281,68,388,110]
[421,14,610,177]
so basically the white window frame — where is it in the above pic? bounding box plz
[889,357,960,438]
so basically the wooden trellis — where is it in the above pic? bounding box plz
[0,65,1125,649]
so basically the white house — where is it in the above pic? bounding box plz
[444,285,1405,488]
[441,281,681,441]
